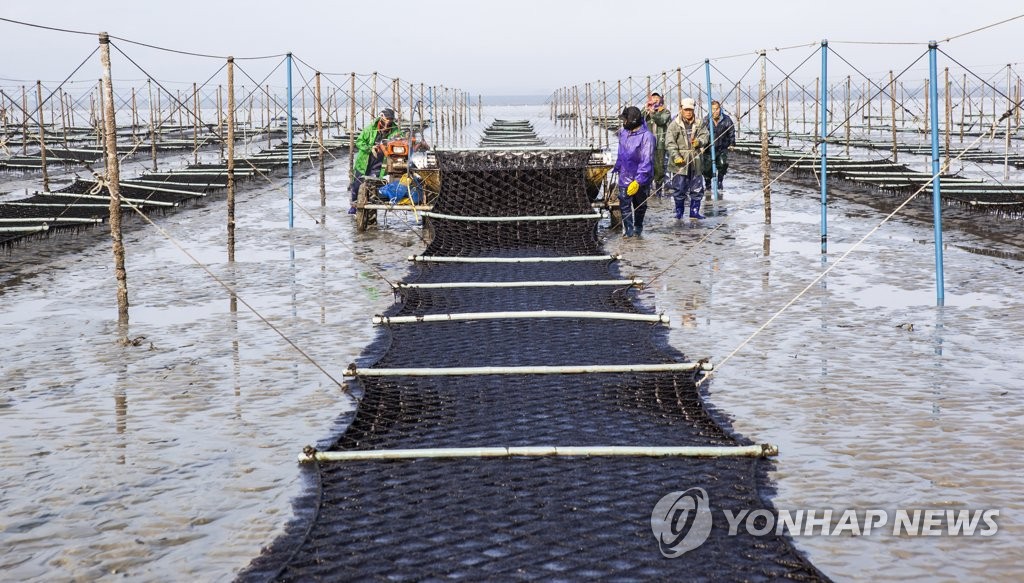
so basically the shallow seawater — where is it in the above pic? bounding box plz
[2,105,1023,581]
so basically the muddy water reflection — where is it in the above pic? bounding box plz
[2,107,1023,581]
[627,174,1024,581]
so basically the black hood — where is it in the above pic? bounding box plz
[619,106,643,131]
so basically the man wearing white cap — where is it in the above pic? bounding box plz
[665,98,710,219]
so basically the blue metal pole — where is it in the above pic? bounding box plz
[819,40,828,254]
[704,59,718,202]
[928,41,945,305]
[286,52,294,229]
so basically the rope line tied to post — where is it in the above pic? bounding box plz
[88,173,111,195]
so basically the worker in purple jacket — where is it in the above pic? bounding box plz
[611,106,655,237]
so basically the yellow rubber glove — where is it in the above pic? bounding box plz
[673,156,684,165]
[626,180,640,196]
[691,138,700,147]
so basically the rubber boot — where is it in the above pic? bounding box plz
[635,224,643,237]
[689,198,705,220]
[674,198,685,219]
[717,177,724,190]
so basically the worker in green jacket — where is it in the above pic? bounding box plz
[348,107,403,214]
[643,93,672,195]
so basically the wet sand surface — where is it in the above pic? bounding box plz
[2,106,1022,581]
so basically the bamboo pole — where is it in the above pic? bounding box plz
[300,444,776,463]
[676,68,682,111]
[890,71,898,163]
[759,51,771,224]
[408,254,619,263]
[226,57,236,262]
[1005,64,1012,180]
[394,278,641,290]
[845,76,851,157]
[129,87,137,141]
[602,80,609,149]
[348,73,356,173]
[373,311,669,325]
[36,81,49,192]
[192,82,199,164]
[924,78,929,135]
[784,77,790,146]
[315,72,325,206]
[21,86,28,154]
[813,78,819,152]
[371,72,378,118]
[585,82,592,143]
[217,84,224,161]
[264,84,271,149]
[736,81,742,134]
[801,81,806,132]
[345,361,711,377]
[945,67,951,173]
[148,79,157,171]
[418,83,425,136]
[960,73,966,143]
[99,32,129,330]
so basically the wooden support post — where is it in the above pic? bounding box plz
[99,32,129,330]
[36,81,49,192]
[315,72,325,206]
[759,51,771,224]
[226,57,236,262]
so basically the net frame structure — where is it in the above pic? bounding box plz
[238,145,829,582]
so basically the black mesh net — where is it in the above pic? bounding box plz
[237,147,828,582]
[423,149,600,257]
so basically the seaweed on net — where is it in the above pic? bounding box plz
[237,147,829,582]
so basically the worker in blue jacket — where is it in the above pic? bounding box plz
[611,106,655,237]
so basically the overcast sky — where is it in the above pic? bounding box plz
[1,1,1022,95]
